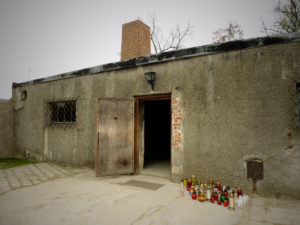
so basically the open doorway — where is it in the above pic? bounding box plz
[135,94,171,178]
[144,99,171,168]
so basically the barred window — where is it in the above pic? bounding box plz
[49,101,76,123]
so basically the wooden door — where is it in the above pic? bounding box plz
[96,99,134,176]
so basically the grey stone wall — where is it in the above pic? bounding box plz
[12,41,300,197]
[180,42,300,198]
[0,100,13,158]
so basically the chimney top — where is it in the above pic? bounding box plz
[121,20,151,61]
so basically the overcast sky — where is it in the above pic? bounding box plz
[0,0,277,99]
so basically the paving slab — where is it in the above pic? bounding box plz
[0,163,81,195]
[0,163,299,225]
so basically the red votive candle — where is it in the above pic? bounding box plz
[223,200,228,207]
[214,194,218,201]
[192,192,197,200]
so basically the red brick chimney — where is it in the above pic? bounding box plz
[121,20,151,61]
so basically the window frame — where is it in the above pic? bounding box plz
[48,100,77,124]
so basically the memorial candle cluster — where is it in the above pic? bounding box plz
[180,176,249,210]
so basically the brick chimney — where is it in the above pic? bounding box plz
[121,20,151,61]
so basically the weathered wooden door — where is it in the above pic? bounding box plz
[96,99,134,176]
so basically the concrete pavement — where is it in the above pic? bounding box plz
[0,163,299,225]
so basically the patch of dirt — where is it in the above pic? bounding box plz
[0,163,5,169]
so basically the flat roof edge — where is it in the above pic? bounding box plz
[13,32,300,88]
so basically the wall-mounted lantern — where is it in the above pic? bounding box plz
[144,71,156,90]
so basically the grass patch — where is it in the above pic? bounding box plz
[0,158,39,170]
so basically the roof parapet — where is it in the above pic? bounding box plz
[13,32,300,88]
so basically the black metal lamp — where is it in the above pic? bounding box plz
[144,71,156,90]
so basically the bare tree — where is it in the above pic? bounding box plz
[212,20,244,44]
[149,14,193,54]
[262,0,300,35]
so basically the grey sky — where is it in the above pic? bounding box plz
[0,0,276,99]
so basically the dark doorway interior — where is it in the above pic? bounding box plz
[144,99,171,168]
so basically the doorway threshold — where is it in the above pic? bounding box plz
[140,160,171,179]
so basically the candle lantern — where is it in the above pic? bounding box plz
[192,191,197,200]
[211,196,215,203]
[222,185,226,192]
[214,192,218,201]
[228,194,235,210]
[220,192,225,203]
[217,191,221,201]
[189,185,194,196]
[197,179,201,186]
[188,179,192,188]
[206,189,211,201]
[183,177,187,187]
[190,185,194,192]
[237,185,243,197]
[197,190,201,198]
[217,180,221,191]
[191,175,195,185]
[203,184,207,199]
[195,181,199,190]
[223,199,228,207]
[200,183,204,192]
[198,192,205,202]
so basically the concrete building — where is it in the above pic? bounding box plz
[1,20,300,197]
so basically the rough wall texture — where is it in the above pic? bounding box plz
[12,41,300,197]
[0,100,13,158]
[180,42,300,198]
[121,20,151,61]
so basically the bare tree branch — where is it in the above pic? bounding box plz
[149,14,159,55]
[261,0,300,35]
[148,14,193,54]
[261,16,270,36]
